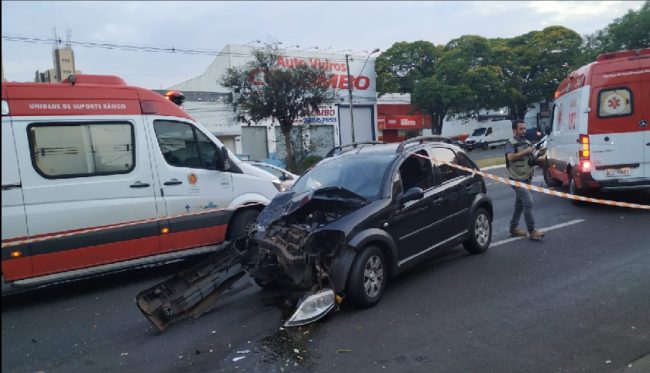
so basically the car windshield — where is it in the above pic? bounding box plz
[471,127,486,136]
[292,153,395,200]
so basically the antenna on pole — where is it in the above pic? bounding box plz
[66,29,72,48]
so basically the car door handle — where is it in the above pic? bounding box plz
[130,181,150,188]
[164,179,183,186]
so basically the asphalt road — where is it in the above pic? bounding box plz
[3,167,649,373]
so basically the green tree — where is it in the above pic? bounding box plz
[506,26,583,118]
[583,1,650,60]
[375,41,442,95]
[221,47,335,172]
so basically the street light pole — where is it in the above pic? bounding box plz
[345,53,355,143]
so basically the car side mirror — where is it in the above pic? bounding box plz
[398,187,424,206]
[214,147,231,171]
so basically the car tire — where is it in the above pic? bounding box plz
[463,207,492,254]
[482,142,489,150]
[346,245,386,308]
[544,165,562,188]
[568,176,587,206]
[227,209,260,240]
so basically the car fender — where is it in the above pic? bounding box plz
[466,193,493,228]
[329,229,398,293]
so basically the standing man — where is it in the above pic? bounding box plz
[505,120,545,240]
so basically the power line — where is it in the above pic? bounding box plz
[2,35,379,63]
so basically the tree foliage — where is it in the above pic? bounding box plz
[583,1,650,60]
[375,41,441,95]
[221,47,335,172]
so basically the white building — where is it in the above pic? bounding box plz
[169,44,378,165]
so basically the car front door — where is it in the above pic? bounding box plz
[147,118,234,253]
[385,149,448,265]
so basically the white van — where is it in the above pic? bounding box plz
[544,48,650,197]
[1,74,281,294]
[463,119,512,150]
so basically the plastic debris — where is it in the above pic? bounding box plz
[236,350,250,354]
[120,353,128,356]
[233,356,245,362]
[336,349,352,353]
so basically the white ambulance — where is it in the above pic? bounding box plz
[1,74,281,294]
[543,48,650,198]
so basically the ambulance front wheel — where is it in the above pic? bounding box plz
[228,209,260,239]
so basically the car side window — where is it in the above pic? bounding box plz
[153,120,217,169]
[430,147,465,183]
[398,149,434,191]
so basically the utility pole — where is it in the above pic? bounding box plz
[345,53,355,143]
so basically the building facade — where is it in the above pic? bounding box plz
[169,44,378,166]
[34,46,77,83]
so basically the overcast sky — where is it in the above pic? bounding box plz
[2,1,645,89]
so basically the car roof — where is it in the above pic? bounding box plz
[327,137,458,158]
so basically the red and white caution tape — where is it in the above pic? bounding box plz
[414,153,650,210]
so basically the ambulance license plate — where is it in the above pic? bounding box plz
[605,168,630,177]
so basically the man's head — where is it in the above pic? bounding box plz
[512,120,526,138]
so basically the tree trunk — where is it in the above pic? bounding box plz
[281,123,296,172]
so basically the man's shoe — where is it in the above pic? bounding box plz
[509,228,527,237]
[528,230,545,240]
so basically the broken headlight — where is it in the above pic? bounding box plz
[284,289,335,327]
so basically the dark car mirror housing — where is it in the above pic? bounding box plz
[214,147,231,171]
[398,187,424,206]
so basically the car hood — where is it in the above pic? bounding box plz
[256,186,369,228]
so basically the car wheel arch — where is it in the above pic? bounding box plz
[466,194,493,227]
[329,230,397,293]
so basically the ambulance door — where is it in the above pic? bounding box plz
[146,118,234,253]
[640,56,650,179]
[1,110,31,282]
[15,116,161,277]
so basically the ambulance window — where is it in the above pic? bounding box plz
[598,88,632,118]
[28,122,134,179]
[153,120,217,169]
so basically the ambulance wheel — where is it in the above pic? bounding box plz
[228,209,260,239]
[482,142,489,150]
[543,166,562,188]
[569,177,586,206]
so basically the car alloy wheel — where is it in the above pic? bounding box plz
[347,245,386,308]
[463,207,491,254]
[473,212,491,248]
[363,254,384,298]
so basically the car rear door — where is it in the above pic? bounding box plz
[429,146,472,238]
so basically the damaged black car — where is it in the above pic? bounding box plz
[136,137,493,330]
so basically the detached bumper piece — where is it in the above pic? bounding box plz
[135,242,246,332]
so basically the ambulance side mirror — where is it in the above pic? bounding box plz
[215,147,231,171]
